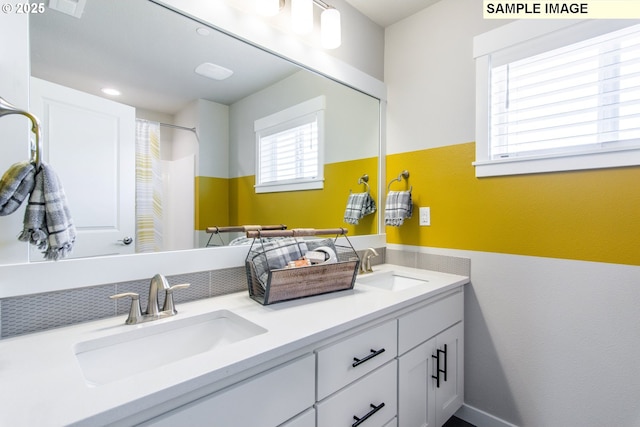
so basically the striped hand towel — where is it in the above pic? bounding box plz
[19,163,76,260]
[0,161,36,216]
[343,192,376,225]
[384,190,413,226]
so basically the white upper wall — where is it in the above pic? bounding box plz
[154,0,386,100]
[384,0,507,155]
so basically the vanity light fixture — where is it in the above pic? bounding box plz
[291,0,314,35]
[256,0,285,16]
[320,6,341,49]
[256,0,341,49]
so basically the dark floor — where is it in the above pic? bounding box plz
[443,415,477,427]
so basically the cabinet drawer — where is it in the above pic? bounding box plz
[279,408,315,427]
[317,360,397,427]
[144,354,315,427]
[383,417,397,427]
[398,292,463,355]
[317,320,397,399]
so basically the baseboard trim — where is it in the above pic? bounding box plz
[455,403,519,427]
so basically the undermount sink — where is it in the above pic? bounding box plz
[356,271,428,291]
[74,310,267,386]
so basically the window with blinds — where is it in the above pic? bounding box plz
[474,20,640,177]
[254,97,325,193]
[490,24,640,160]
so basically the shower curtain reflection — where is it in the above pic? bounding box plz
[135,119,163,252]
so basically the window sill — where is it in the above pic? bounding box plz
[255,178,324,194]
[473,147,640,177]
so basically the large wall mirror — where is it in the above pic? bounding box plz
[6,0,381,265]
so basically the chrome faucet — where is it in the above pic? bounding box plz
[359,248,379,274]
[110,274,190,325]
[146,273,170,316]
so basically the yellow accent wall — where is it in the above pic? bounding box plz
[228,157,378,235]
[386,142,640,266]
[195,176,229,230]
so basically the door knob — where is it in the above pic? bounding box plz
[119,236,133,245]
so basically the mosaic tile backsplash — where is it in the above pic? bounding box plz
[1,267,247,338]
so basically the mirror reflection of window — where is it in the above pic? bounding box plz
[255,96,326,193]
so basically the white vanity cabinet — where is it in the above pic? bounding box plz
[140,291,462,427]
[0,264,469,427]
[279,408,316,427]
[397,292,464,427]
[142,354,315,427]
[383,418,398,427]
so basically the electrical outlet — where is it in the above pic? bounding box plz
[419,207,431,226]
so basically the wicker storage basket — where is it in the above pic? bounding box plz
[245,228,360,305]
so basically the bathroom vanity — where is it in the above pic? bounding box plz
[0,265,468,427]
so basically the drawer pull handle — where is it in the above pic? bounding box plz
[352,402,385,427]
[431,344,448,388]
[352,348,386,367]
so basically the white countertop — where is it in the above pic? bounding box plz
[0,264,468,426]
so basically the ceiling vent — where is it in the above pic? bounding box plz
[194,63,234,81]
[48,0,86,18]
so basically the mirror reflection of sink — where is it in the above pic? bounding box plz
[356,271,428,291]
[74,310,267,386]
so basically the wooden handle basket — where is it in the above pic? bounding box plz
[205,224,287,247]
[244,228,360,305]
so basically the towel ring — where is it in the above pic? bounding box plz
[358,174,370,194]
[387,170,412,192]
[0,96,42,168]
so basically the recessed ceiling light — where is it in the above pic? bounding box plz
[101,88,121,96]
[194,63,234,81]
[196,27,211,36]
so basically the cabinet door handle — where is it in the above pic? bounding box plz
[352,402,385,427]
[352,348,386,367]
[442,343,448,382]
[431,344,448,388]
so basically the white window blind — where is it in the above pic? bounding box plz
[255,96,325,193]
[491,24,640,160]
[258,113,319,184]
[474,20,640,177]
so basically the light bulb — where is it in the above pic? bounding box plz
[321,7,341,49]
[291,0,313,35]
[256,0,281,16]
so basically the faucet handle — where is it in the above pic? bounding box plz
[110,292,143,325]
[168,283,190,292]
[162,283,190,315]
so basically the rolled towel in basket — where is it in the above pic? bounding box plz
[251,238,309,288]
[19,162,76,260]
[0,161,36,216]
[384,190,413,226]
[343,192,376,225]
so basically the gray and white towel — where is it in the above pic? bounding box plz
[251,238,309,288]
[343,192,376,225]
[0,161,36,216]
[384,190,413,226]
[19,163,76,260]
